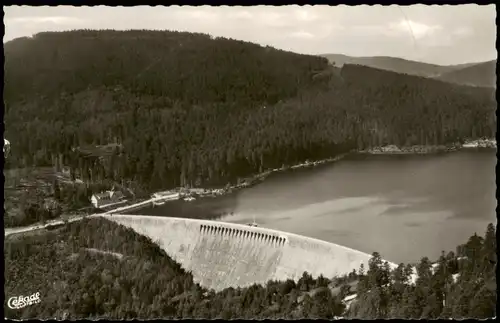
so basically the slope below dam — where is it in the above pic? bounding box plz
[100,214,397,291]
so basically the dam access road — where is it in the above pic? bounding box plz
[5,198,415,291]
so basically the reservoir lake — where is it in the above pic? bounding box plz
[135,149,497,264]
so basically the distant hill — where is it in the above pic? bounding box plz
[319,53,477,78]
[435,60,496,88]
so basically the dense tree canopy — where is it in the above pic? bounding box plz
[4,30,496,193]
[4,218,496,319]
[4,30,495,320]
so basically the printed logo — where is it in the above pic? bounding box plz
[7,292,41,310]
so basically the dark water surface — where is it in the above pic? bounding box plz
[137,150,497,264]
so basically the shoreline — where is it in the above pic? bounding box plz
[183,152,353,201]
[183,139,496,200]
[3,153,351,234]
[5,140,496,233]
[359,145,459,155]
[358,139,496,155]
[145,141,496,209]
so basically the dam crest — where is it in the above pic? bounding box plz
[99,214,395,291]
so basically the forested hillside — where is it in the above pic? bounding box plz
[4,30,496,193]
[4,218,496,319]
[4,30,326,106]
[436,60,497,88]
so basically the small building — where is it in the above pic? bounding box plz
[62,166,71,176]
[152,192,180,200]
[91,190,125,208]
[189,188,205,194]
[4,138,10,157]
[343,293,357,309]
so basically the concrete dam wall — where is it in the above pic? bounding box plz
[99,214,393,291]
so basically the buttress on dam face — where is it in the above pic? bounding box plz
[99,214,389,291]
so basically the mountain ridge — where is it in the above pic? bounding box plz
[320,53,495,87]
[435,60,496,88]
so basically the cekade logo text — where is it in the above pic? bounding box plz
[7,292,41,310]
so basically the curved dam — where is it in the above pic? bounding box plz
[99,214,397,291]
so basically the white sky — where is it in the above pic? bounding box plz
[3,5,497,65]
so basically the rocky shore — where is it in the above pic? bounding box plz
[461,138,497,149]
[360,138,496,155]
[180,153,350,199]
[359,144,460,155]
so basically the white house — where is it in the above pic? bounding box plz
[91,190,125,208]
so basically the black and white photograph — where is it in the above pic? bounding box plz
[3,4,497,320]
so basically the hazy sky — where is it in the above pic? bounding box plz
[3,5,497,65]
